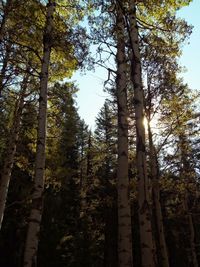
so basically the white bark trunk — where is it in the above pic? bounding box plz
[0,75,28,230]
[23,2,55,266]
[127,1,155,266]
[116,3,133,267]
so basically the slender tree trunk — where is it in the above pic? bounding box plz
[23,2,55,266]
[116,3,133,267]
[179,135,198,267]
[0,0,13,43]
[104,204,118,267]
[79,141,84,188]
[184,194,199,267]
[102,103,118,267]
[0,0,13,44]
[0,74,28,230]
[0,41,12,96]
[189,214,198,267]
[86,131,92,177]
[147,122,169,267]
[127,1,155,266]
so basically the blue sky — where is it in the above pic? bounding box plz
[72,0,200,129]
[178,0,200,90]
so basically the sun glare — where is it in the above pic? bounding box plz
[143,116,149,133]
[143,115,159,135]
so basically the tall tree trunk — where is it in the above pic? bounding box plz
[0,0,13,43]
[0,74,28,230]
[147,121,169,267]
[86,131,92,177]
[0,41,12,96]
[179,134,198,267]
[184,193,198,267]
[104,204,118,267]
[23,2,55,266]
[127,1,155,266]
[116,3,133,267]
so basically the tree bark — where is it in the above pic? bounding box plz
[147,121,169,267]
[0,74,28,230]
[0,0,13,43]
[116,3,133,267]
[127,1,155,266]
[184,194,198,267]
[104,204,118,267]
[0,41,12,96]
[23,1,55,266]
[179,134,198,267]
[86,131,92,177]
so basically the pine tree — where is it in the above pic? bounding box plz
[0,72,29,230]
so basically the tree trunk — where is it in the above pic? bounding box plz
[179,134,198,267]
[116,3,133,267]
[147,121,169,267]
[23,2,55,267]
[104,204,118,267]
[127,1,155,266]
[184,194,199,267]
[0,0,13,43]
[189,213,198,267]
[0,74,28,230]
[0,41,12,96]
[86,131,92,177]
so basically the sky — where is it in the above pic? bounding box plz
[72,0,200,129]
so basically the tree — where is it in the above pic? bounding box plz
[158,83,199,267]
[115,2,133,266]
[146,118,169,267]
[94,100,118,267]
[126,1,155,266]
[0,72,29,230]
[0,0,14,42]
[23,1,56,266]
[0,0,199,266]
